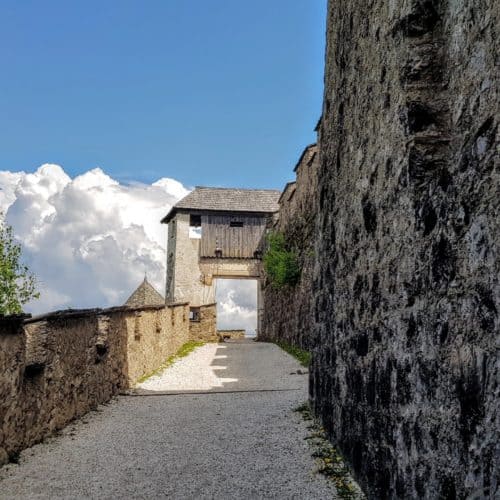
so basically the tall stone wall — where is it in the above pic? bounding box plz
[310,1,499,498]
[261,144,319,350]
[0,303,191,465]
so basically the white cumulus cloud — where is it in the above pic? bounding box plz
[1,164,188,314]
[0,165,258,335]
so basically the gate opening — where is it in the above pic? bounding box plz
[215,279,258,338]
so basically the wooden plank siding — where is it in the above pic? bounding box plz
[200,214,267,258]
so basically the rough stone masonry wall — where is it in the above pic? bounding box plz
[125,304,190,383]
[0,303,190,465]
[218,330,246,340]
[310,1,499,498]
[189,303,218,342]
[261,145,319,350]
[167,213,216,305]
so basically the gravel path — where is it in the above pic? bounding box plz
[137,340,307,393]
[0,340,336,499]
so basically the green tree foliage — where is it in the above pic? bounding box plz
[263,232,300,289]
[0,214,39,315]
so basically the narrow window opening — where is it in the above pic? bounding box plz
[230,221,244,228]
[189,307,200,322]
[190,214,201,227]
[215,237,223,258]
[189,214,202,239]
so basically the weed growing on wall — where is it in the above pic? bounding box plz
[294,402,365,499]
[263,231,300,288]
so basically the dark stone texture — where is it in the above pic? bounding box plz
[261,145,319,350]
[261,1,498,496]
[216,1,500,498]
[309,1,499,498]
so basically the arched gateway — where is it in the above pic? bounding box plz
[161,187,280,336]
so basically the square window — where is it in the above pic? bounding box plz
[189,307,200,322]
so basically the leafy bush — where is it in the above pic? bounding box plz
[263,232,300,288]
[0,214,39,315]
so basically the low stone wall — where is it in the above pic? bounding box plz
[125,304,190,383]
[0,302,190,465]
[189,303,217,342]
[218,329,246,340]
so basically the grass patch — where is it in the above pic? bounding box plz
[136,341,205,384]
[276,341,311,367]
[294,402,365,499]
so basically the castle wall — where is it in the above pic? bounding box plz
[217,330,246,340]
[167,213,215,305]
[260,145,319,350]
[0,303,191,465]
[124,304,191,384]
[309,1,499,497]
[165,218,177,299]
[166,213,263,335]
[189,303,218,342]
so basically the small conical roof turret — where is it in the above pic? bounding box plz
[124,277,165,308]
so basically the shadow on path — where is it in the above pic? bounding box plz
[134,340,307,395]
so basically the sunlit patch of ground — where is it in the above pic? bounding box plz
[137,343,239,391]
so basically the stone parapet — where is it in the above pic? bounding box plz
[0,303,190,465]
[217,329,246,341]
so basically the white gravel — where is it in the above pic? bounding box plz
[0,341,337,499]
[137,340,306,393]
[138,342,236,392]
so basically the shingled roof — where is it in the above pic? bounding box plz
[161,187,281,223]
[124,277,165,308]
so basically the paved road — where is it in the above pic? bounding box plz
[0,340,336,499]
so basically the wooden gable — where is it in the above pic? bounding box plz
[200,213,267,259]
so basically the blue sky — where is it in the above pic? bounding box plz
[0,0,326,189]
